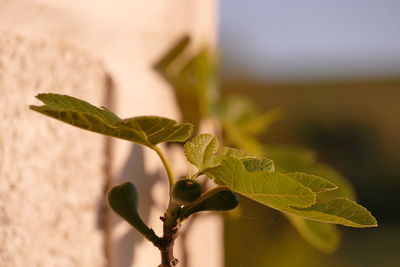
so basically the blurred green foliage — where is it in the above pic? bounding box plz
[221,76,400,265]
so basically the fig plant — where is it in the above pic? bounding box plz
[153,36,378,259]
[30,93,377,267]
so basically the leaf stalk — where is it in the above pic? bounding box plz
[154,146,175,190]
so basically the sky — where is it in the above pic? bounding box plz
[219,0,400,80]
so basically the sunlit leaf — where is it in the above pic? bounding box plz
[184,134,274,173]
[117,116,193,146]
[30,93,193,148]
[205,157,316,209]
[184,134,218,171]
[310,165,356,201]
[286,198,378,228]
[264,145,358,251]
[264,145,355,200]
[286,172,337,193]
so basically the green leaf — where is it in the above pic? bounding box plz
[107,182,159,243]
[217,147,274,172]
[184,134,218,172]
[184,134,274,173]
[263,145,355,200]
[217,146,254,159]
[263,145,364,251]
[286,172,337,193]
[309,165,356,201]
[285,214,341,253]
[30,93,193,147]
[287,198,378,228]
[241,157,275,172]
[117,116,193,146]
[281,172,342,252]
[205,157,316,210]
[31,93,121,123]
[179,188,239,220]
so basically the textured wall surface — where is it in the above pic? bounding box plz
[0,1,218,266]
[0,32,107,267]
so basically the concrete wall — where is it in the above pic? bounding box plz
[0,32,107,267]
[0,1,219,267]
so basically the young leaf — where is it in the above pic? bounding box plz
[218,147,274,172]
[217,146,254,159]
[184,134,274,173]
[205,157,316,209]
[30,93,193,147]
[184,133,218,171]
[286,172,337,193]
[179,188,239,220]
[107,182,159,243]
[287,198,378,228]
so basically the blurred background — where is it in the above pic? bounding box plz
[219,0,400,266]
[1,0,399,266]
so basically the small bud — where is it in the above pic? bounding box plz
[171,179,202,204]
[107,182,158,243]
[179,189,239,220]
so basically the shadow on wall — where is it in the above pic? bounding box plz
[111,144,162,267]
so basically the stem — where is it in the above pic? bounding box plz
[153,145,180,266]
[156,218,179,267]
[154,145,175,190]
[191,171,202,179]
[137,223,161,245]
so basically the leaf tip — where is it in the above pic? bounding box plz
[35,93,51,101]
[368,216,379,227]
[29,105,43,113]
[186,123,194,133]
